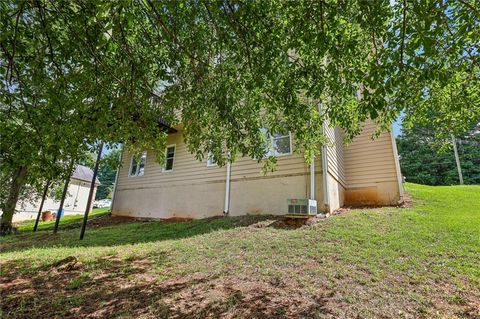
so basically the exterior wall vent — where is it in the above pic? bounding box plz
[287,199,317,215]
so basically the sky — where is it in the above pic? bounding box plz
[392,113,404,137]
[393,118,403,137]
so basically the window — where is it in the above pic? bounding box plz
[164,145,175,171]
[129,152,147,177]
[207,152,217,167]
[262,130,292,157]
[269,132,292,156]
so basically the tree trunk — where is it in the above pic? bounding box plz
[1,166,28,236]
[33,180,51,232]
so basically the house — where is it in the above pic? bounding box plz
[111,120,403,219]
[14,165,101,222]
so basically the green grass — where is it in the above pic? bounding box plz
[14,207,110,232]
[1,184,479,318]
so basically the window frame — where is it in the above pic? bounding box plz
[128,151,147,177]
[261,129,292,157]
[268,131,293,157]
[163,144,176,172]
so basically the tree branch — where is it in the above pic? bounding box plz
[457,0,479,15]
[400,0,407,70]
[35,0,63,76]
[7,0,25,82]
[144,0,206,66]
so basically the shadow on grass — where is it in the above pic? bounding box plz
[1,214,280,253]
[0,253,330,319]
[1,253,209,319]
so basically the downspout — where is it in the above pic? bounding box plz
[308,106,316,201]
[310,152,315,200]
[321,137,329,212]
[223,159,231,215]
[319,104,330,212]
[110,147,123,214]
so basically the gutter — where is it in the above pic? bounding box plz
[223,159,231,214]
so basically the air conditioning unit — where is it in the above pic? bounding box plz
[287,199,317,215]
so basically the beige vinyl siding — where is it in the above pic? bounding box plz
[344,120,398,188]
[230,153,318,181]
[116,132,225,191]
[324,123,347,187]
[115,130,314,192]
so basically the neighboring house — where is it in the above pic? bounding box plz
[13,165,100,222]
[111,119,403,219]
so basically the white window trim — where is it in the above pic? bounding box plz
[163,144,176,172]
[206,152,218,167]
[128,151,147,177]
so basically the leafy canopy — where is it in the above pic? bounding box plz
[1,0,479,168]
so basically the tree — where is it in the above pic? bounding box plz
[95,149,121,200]
[0,99,86,233]
[1,0,478,233]
[1,1,168,233]
[397,123,480,185]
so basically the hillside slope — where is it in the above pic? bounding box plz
[1,183,479,318]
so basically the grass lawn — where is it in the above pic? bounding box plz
[14,207,111,232]
[1,183,479,318]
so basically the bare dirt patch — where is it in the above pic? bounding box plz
[0,263,328,319]
[267,215,328,229]
[2,255,478,319]
[400,192,413,208]
[63,214,138,230]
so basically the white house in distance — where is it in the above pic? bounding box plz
[14,165,100,222]
[111,119,404,220]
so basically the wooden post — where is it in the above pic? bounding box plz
[33,180,51,232]
[53,160,75,234]
[79,142,103,240]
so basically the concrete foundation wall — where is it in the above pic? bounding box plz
[113,182,225,219]
[229,173,318,216]
[326,173,345,213]
[113,172,325,218]
[344,181,400,207]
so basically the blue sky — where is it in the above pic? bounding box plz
[392,113,404,137]
[393,119,402,137]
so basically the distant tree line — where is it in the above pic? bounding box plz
[397,124,480,185]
